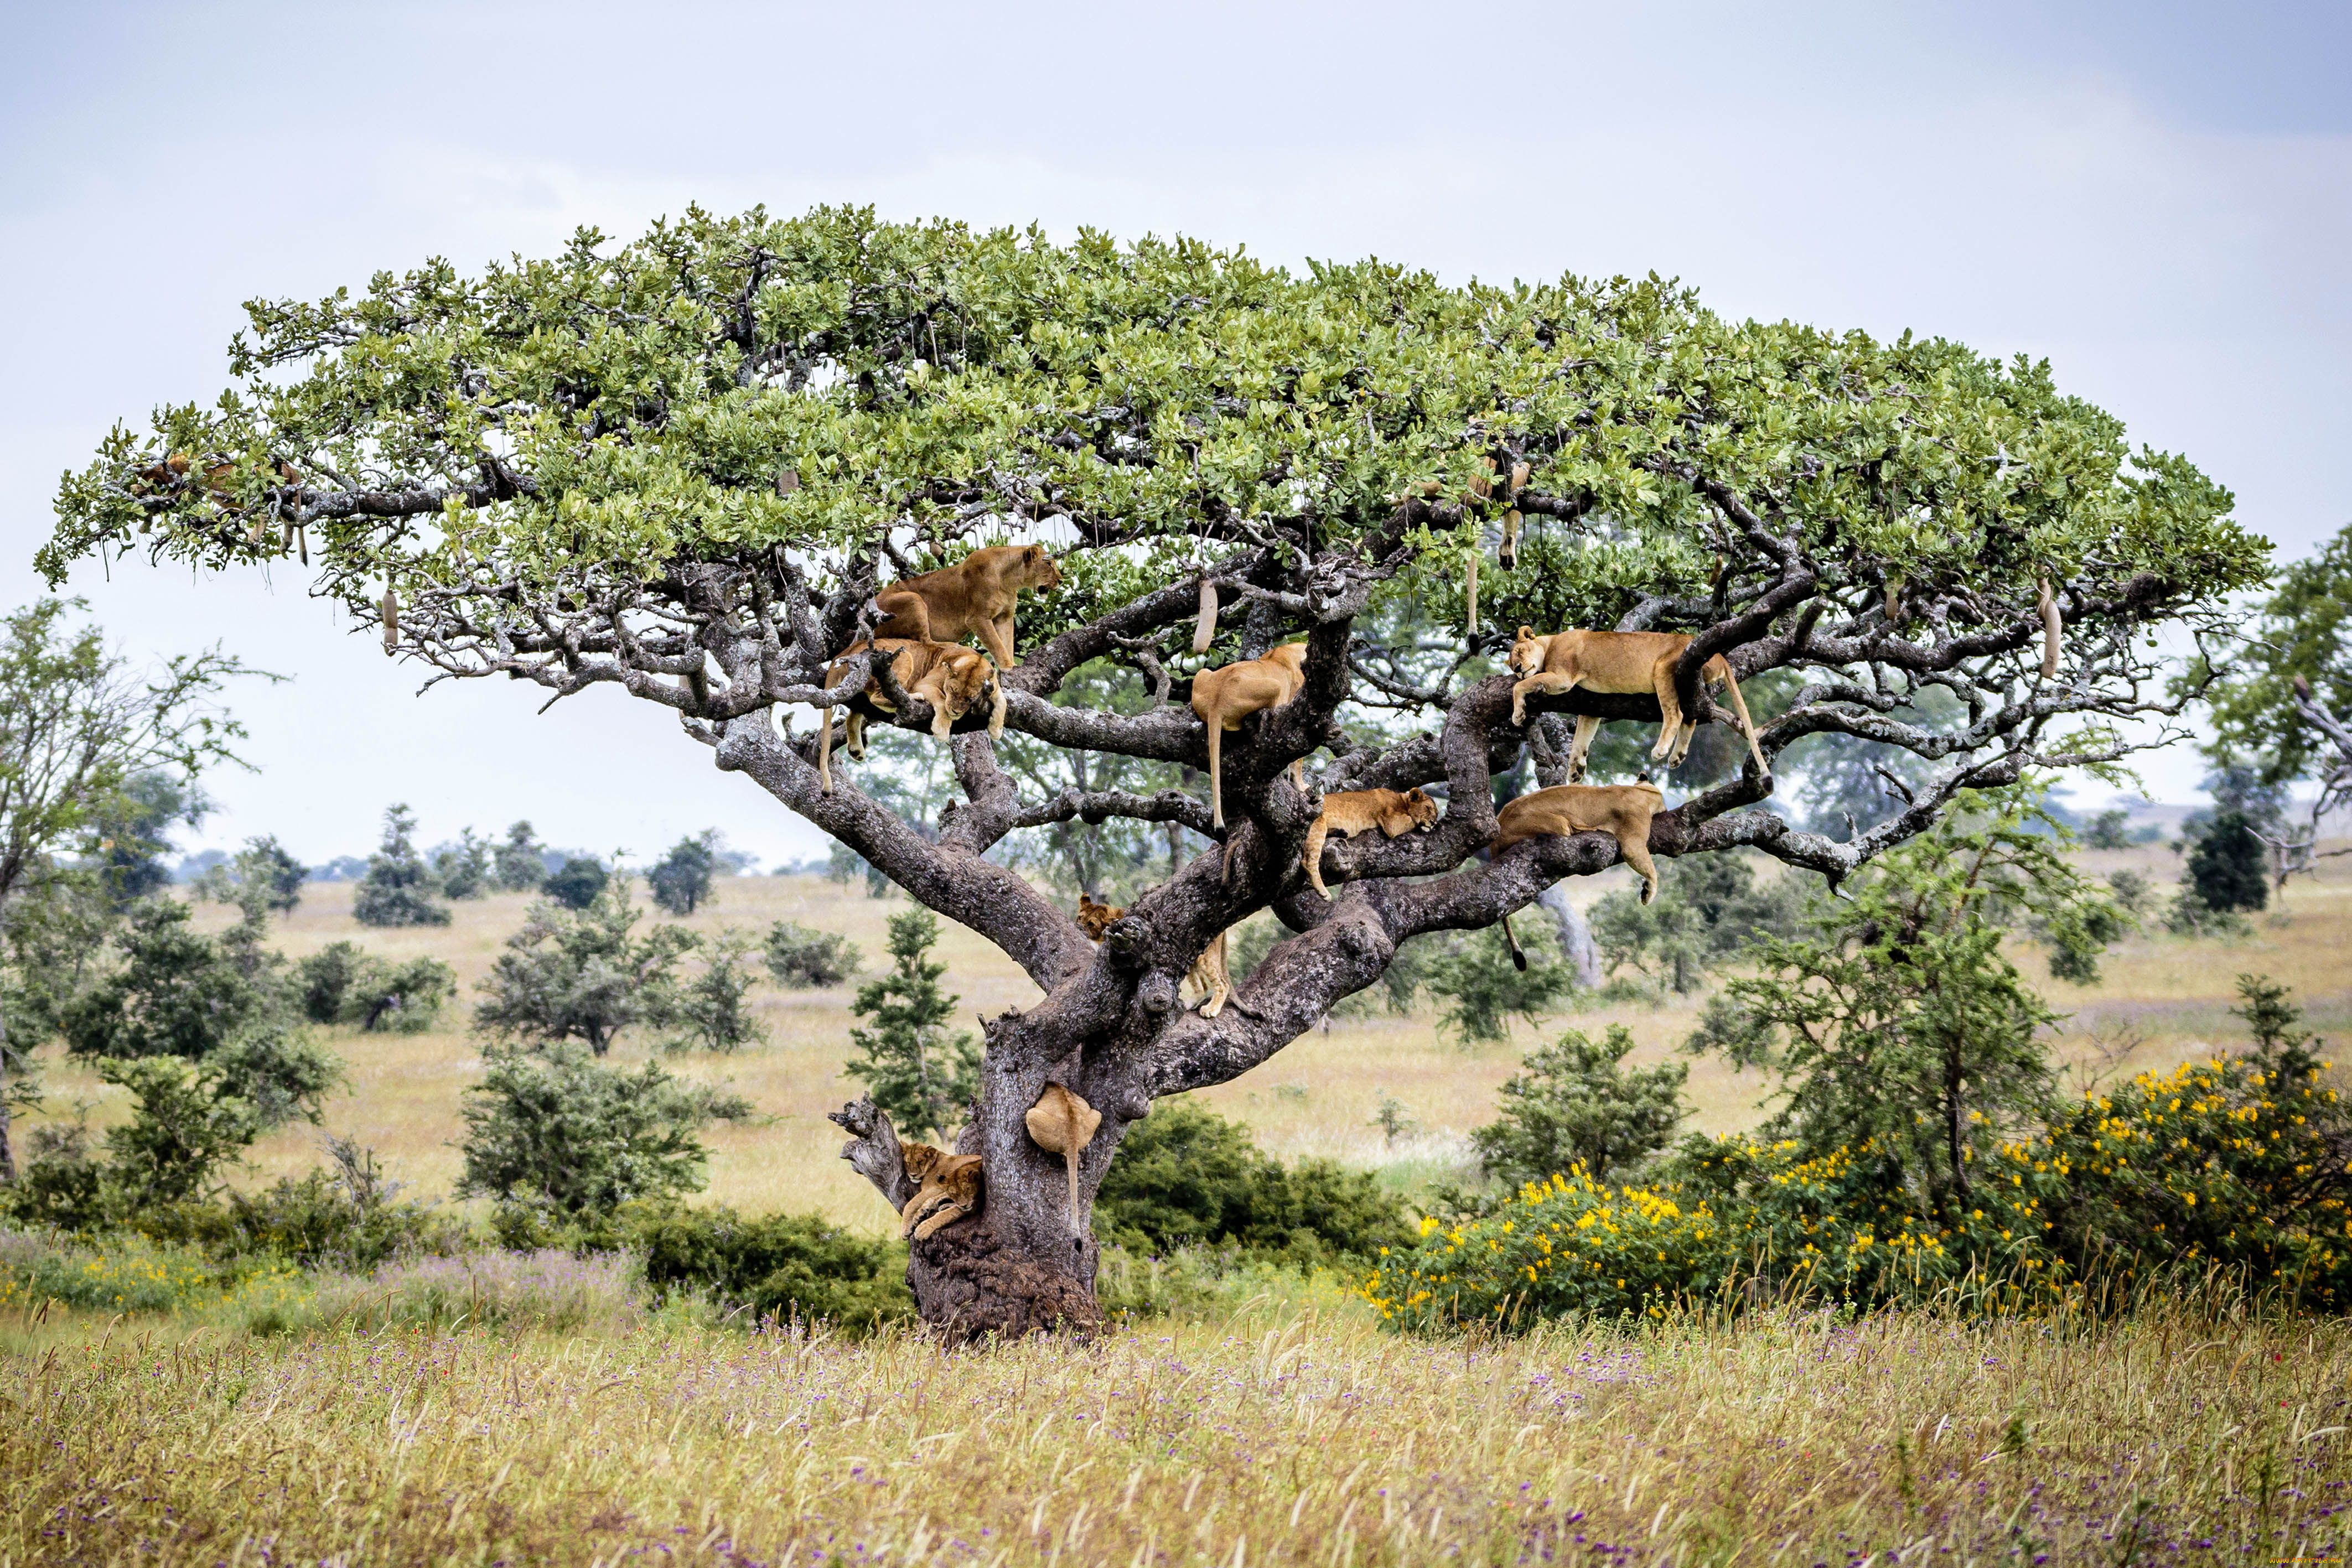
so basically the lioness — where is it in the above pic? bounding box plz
[1302,787,1442,899]
[818,637,1004,793]
[871,543,1061,669]
[1507,627,1768,782]
[1490,782,1666,904]
[1074,893,1232,1018]
[1190,642,1310,828]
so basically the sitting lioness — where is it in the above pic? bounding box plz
[1074,893,1232,1018]
[1302,787,1442,899]
[1507,626,1768,782]
[818,637,1004,792]
[1490,782,1666,904]
[1189,642,1311,828]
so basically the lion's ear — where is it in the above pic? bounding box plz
[1517,625,1535,641]
[1026,544,1045,562]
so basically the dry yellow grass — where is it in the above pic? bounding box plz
[3,1285,2346,1564]
[17,846,2350,1237]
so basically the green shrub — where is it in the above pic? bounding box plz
[763,920,860,988]
[647,832,718,916]
[455,1043,715,1216]
[1470,1025,1687,1187]
[352,804,452,927]
[845,909,980,1141]
[1094,1098,1410,1266]
[0,1228,236,1314]
[1423,920,1575,1046]
[542,856,608,911]
[61,898,273,1061]
[2184,807,2270,914]
[629,1206,912,1331]
[659,929,768,1053]
[473,883,693,1055]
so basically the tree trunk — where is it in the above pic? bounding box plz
[832,1016,1126,1340]
[1537,883,1603,989]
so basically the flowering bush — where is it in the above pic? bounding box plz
[1365,1043,2352,1330]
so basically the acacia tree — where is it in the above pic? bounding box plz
[42,207,2263,1335]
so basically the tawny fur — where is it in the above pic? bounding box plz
[1489,782,1667,904]
[2036,578,2062,679]
[818,638,1004,792]
[1189,642,1310,829]
[1302,787,1441,900]
[1074,895,1232,1018]
[898,1143,983,1240]
[871,544,1061,669]
[1023,1083,1102,1234]
[1506,626,1768,782]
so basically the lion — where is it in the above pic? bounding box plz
[1189,642,1310,829]
[871,543,1061,669]
[898,1143,983,1240]
[1074,894,1232,1019]
[1302,787,1442,900]
[1489,782,1666,904]
[1506,627,1768,782]
[818,637,1004,793]
[1023,1083,1102,1234]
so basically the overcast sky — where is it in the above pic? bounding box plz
[2,1,2345,866]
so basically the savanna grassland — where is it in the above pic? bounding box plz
[4,847,2351,1565]
[17,840,2352,1234]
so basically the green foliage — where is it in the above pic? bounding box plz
[1589,852,1804,997]
[659,929,768,1053]
[2203,518,2352,786]
[2183,808,2270,915]
[647,831,718,916]
[472,883,694,1055]
[992,662,1198,898]
[293,941,455,1032]
[1688,794,2120,1214]
[493,821,548,892]
[45,208,2263,662]
[61,898,274,1062]
[762,920,860,988]
[1470,1025,1688,1187]
[1093,1098,1412,1267]
[1423,920,1575,1047]
[542,856,608,911]
[98,771,206,907]
[352,804,450,927]
[431,828,493,900]
[209,1021,344,1129]
[455,1043,715,1216]
[195,834,307,915]
[2083,809,2133,850]
[628,1206,913,1331]
[845,909,980,1141]
[96,1056,263,1204]
[2232,972,2321,1078]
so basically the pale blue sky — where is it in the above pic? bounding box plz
[2,2,2345,864]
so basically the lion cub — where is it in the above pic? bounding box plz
[1507,627,1767,782]
[818,637,1005,792]
[1302,787,1442,900]
[1490,782,1666,904]
[872,543,1061,669]
[898,1142,983,1240]
[1074,894,1232,1018]
[1190,642,1310,829]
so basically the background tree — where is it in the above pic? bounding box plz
[648,830,719,915]
[2204,520,2352,878]
[99,771,208,906]
[194,833,308,914]
[763,920,861,988]
[42,207,2264,1333]
[659,928,768,1052]
[1422,921,1578,1047]
[1588,852,1803,996]
[846,909,981,1142]
[1689,793,2123,1213]
[1469,1025,1688,1188]
[432,828,494,900]
[0,598,253,1180]
[493,821,550,892]
[352,804,450,927]
[542,855,608,911]
[473,882,695,1056]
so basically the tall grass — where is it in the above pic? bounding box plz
[4,1287,2346,1564]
